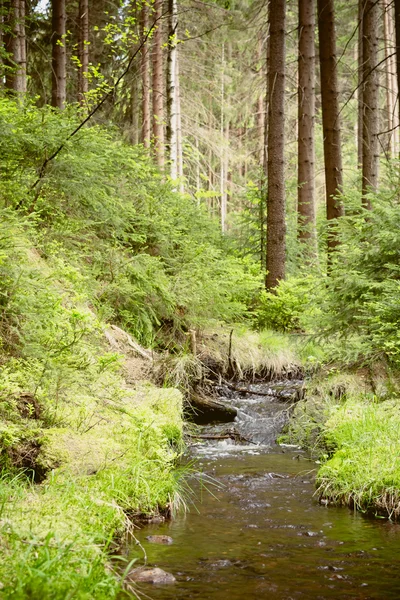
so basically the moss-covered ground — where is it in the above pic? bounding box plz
[285,367,400,520]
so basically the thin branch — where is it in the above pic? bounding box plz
[338,51,397,121]
[27,15,161,195]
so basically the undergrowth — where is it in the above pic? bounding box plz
[0,97,260,596]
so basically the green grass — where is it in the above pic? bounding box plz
[285,365,400,519]
[316,398,400,518]
[0,386,185,599]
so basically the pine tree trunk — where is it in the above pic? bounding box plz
[151,0,165,168]
[395,0,400,153]
[166,0,178,179]
[78,0,89,104]
[382,0,398,156]
[317,0,343,254]
[130,62,140,145]
[357,0,363,167]
[176,49,184,192]
[256,34,265,165]
[361,0,379,206]
[140,2,151,148]
[4,0,27,93]
[266,0,286,290]
[220,43,227,232]
[51,0,66,109]
[298,0,316,256]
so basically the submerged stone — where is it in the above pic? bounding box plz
[127,567,176,584]
[146,534,173,545]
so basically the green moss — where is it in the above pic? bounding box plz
[316,398,400,517]
[0,386,184,598]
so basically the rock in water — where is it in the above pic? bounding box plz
[127,567,176,584]
[146,535,173,545]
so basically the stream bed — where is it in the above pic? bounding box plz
[130,381,400,599]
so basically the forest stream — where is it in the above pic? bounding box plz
[130,383,400,600]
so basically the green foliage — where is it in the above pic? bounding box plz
[0,98,259,349]
[256,274,321,333]
[310,180,400,366]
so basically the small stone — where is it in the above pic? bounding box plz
[148,516,165,524]
[146,535,173,545]
[127,567,176,585]
[211,559,233,569]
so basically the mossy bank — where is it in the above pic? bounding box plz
[284,366,400,520]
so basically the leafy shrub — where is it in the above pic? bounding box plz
[0,98,260,348]
[314,180,400,365]
[256,274,321,332]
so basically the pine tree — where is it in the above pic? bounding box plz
[51,0,66,108]
[317,0,343,253]
[4,0,26,93]
[266,0,286,289]
[298,0,316,256]
[166,0,178,179]
[78,0,89,104]
[361,0,379,205]
[152,0,165,168]
[140,1,151,148]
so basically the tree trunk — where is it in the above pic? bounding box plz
[78,0,89,104]
[382,0,399,157]
[256,33,265,165]
[4,0,27,93]
[176,49,184,192]
[298,0,317,256]
[129,62,140,144]
[317,0,343,254]
[361,0,379,206]
[151,0,165,168]
[266,0,286,290]
[166,0,178,179]
[140,2,151,148]
[395,0,400,154]
[357,0,363,167]
[220,42,226,232]
[51,0,66,109]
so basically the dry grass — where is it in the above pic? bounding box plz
[197,325,301,380]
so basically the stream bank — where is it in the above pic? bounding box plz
[128,379,400,599]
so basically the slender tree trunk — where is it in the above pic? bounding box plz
[130,62,140,144]
[220,42,227,232]
[266,0,286,290]
[176,49,184,192]
[395,0,400,156]
[382,0,398,157]
[261,25,269,273]
[78,0,89,104]
[4,0,27,93]
[317,0,343,255]
[151,0,165,168]
[298,0,316,256]
[51,0,66,109]
[357,0,363,167]
[166,0,178,179]
[389,1,400,155]
[140,2,151,148]
[361,0,379,206]
[256,34,265,165]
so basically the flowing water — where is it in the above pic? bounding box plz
[130,381,400,599]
